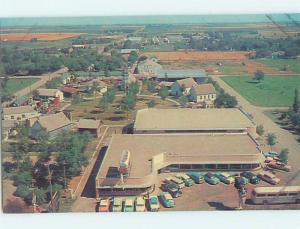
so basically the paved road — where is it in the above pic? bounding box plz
[212,75,300,185]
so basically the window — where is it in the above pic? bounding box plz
[205,164,216,170]
[268,194,277,197]
[278,193,287,196]
[10,116,14,119]
[217,164,228,170]
[192,164,204,170]
[257,194,266,197]
[22,114,26,118]
[180,164,192,170]
[288,193,298,196]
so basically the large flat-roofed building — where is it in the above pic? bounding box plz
[95,133,263,196]
[133,108,256,137]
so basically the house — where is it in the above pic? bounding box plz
[3,106,40,121]
[60,86,79,97]
[30,112,72,139]
[77,119,102,137]
[137,58,163,76]
[170,78,197,96]
[156,69,207,83]
[36,88,64,102]
[190,83,216,108]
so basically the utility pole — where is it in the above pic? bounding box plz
[63,160,67,190]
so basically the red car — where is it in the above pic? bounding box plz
[267,161,292,172]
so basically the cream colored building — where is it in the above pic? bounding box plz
[37,88,64,102]
[3,106,40,121]
[190,83,216,107]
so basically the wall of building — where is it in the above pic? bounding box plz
[4,112,39,121]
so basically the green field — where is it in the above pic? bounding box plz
[257,59,300,74]
[222,75,300,107]
[6,78,39,94]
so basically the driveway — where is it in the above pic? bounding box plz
[211,75,300,185]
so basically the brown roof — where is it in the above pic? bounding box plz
[134,108,255,131]
[176,77,197,88]
[96,134,263,187]
[37,88,61,97]
[191,83,216,95]
[37,112,71,132]
[60,86,79,94]
[3,106,36,115]
[78,119,101,129]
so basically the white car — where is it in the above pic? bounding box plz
[135,197,146,212]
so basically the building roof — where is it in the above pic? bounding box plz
[36,112,71,132]
[157,69,207,79]
[134,108,254,131]
[3,106,36,115]
[96,134,262,186]
[191,83,216,95]
[37,88,60,97]
[78,119,101,129]
[176,78,197,88]
[60,86,79,94]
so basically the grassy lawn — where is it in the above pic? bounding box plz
[222,75,300,107]
[257,59,300,74]
[6,78,39,94]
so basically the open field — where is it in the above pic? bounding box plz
[257,59,300,74]
[143,51,252,61]
[222,75,300,107]
[5,78,39,94]
[0,33,82,41]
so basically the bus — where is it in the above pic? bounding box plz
[251,186,300,204]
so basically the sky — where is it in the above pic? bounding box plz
[1,0,300,17]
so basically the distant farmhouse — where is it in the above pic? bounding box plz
[170,77,197,96]
[31,112,72,139]
[136,58,163,76]
[77,118,101,137]
[190,83,217,108]
[36,88,64,102]
[3,106,40,122]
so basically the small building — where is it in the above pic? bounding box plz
[60,86,79,97]
[137,58,163,76]
[30,112,72,139]
[3,106,40,121]
[156,69,207,83]
[170,78,197,96]
[36,88,64,102]
[190,83,217,108]
[77,119,101,137]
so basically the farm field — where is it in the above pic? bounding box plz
[222,75,300,107]
[0,32,82,41]
[257,59,300,74]
[5,78,39,94]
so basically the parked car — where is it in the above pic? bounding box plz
[112,197,123,212]
[234,177,247,189]
[161,182,182,198]
[240,171,260,184]
[166,176,185,189]
[135,197,146,212]
[123,198,135,212]
[258,171,280,185]
[98,199,110,212]
[148,195,160,212]
[187,172,205,184]
[159,192,175,208]
[215,172,234,184]
[176,174,194,187]
[267,161,292,172]
[263,151,279,158]
[164,178,180,189]
[204,172,220,185]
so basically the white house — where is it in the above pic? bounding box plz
[3,106,40,121]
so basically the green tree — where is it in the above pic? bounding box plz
[179,95,189,107]
[128,51,138,65]
[256,124,265,137]
[99,96,109,111]
[292,89,299,113]
[121,93,137,117]
[146,80,156,93]
[253,70,265,82]
[148,100,156,108]
[266,133,277,151]
[158,86,169,101]
[279,148,289,164]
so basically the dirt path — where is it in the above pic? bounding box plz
[212,75,300,185]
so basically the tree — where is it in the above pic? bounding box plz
[128,51,138,65]
[215,92,238,108]
[253,70,265,82]
[72,94,82,105]
[158,86,169,101]
[279,148,289,164]
[292,89,299,113]
[98,96,109,111]
[256,124,265,137]
[121,93,136,117]
[179,95,189,107]
[266,133,277,151]
[146,80,156,93]
[148,100,156,108]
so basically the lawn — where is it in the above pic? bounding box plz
[256,59,300,74]
[6,78,39,94]
[222,75,300,107]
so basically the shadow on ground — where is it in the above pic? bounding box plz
[207,201,236,210]
[81,146,107,198]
